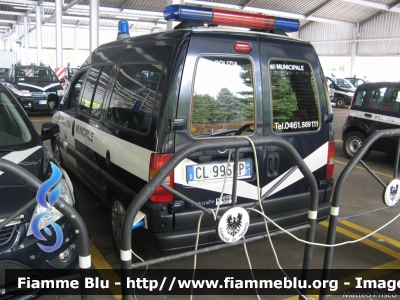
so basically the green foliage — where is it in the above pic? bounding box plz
[192,93,228,124]
[271,70,297,122]
[216,88,245,122]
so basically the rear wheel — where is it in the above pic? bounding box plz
[335,96,345,108]
[111,197,149,262]
[343,131,370,159]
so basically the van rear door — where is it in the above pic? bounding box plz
[259,37,331,213]
[173,31,265,224]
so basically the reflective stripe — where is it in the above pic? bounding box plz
[348,109,400,126]
[308,210,318,219]
[18,82,61,91]
[330,206,340,216]
[120,249,131,261]
[174,142,329,201]
[79,255,91,268]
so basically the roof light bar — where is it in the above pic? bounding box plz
[164,5,299,32]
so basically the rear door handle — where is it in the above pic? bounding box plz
[364,113,372,118]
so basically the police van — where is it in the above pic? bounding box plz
[48,5,335,258]
[5,63,65,112]
[326,76,356,108]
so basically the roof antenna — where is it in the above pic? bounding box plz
[117,20,130,40]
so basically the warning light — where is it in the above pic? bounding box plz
[117,20,130,40]
[164,5,299,32]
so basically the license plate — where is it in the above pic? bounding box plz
[38,100,47,105]
[186,160,252,182]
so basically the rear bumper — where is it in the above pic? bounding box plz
[134,189,332,256]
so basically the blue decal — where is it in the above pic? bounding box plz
[32,162,64,253]
[246,160,252,176]
[37,162,62,208]
[187,166,194,182]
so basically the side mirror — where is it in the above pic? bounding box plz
[41,122,60,141]
[60,78,65,84]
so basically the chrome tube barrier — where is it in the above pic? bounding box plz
[0,158,91,300]
[120,136,321,299]
[319,128,400,299]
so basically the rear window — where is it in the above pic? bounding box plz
[365,86,400,115]
[270,61,319,133]
[190,56,254,138]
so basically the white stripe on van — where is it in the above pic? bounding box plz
[72,119,152,181]
[0,146,42,176]
[174,142,329,201]
[64,114,328,198]
[348,109,400,126]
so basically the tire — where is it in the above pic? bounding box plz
[343,131,370,160]
[335,96,345,108]
[111,197,149,262]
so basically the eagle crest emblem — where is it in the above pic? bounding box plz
[226,213,243,237]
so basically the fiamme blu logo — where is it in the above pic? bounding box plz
[31,162,63,253]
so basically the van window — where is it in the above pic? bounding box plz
[79,65,113,118]
[63,71,87,116]
[107,64,161,132]
[190,56,254,137]
[270,61,319,133]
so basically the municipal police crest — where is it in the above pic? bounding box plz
[218,207,249,243]
[383,179,400,207]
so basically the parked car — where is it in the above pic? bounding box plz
[345,77,367,87]
[0,68,9,82]
[326,76,356,108]
[4,63,64,112]
[51,4,335,260]
[342,82,400,159]
[0,83,78,297]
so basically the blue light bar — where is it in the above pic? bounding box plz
[275,17,300,32]
[164,5,213,22]
[163,5,300,32]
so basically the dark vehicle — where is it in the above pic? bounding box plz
[0,83,78,297]
[342,82,400,159]
[0,68,9,81]
[4,64,64,112]
[51,5,335,259]
[326,76,356,108]
[345,77,367,87]
[66,67,80,80]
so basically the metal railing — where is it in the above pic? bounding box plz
[119,135,323,299]
[319,128,400,299]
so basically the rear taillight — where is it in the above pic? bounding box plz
[149,153,174,203]
[326,140,335,179]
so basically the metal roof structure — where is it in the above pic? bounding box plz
[0,0,398,33]
[0,0,400,68]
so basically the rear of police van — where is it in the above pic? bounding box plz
[136,6,335,256]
